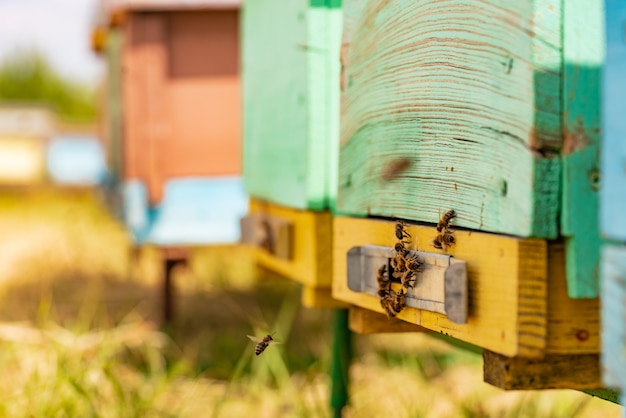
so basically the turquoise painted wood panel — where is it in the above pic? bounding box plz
[337,0,562,238]
[122,176,248,245]
[601,0,626,408]
[561,0,604,298]
[242,0,342,210]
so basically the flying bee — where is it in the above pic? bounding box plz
[436,209,457,232]
[433,232,455,251]
[247,334,282,356]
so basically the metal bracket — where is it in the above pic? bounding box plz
[347,245,468,324]
[240,214,293,260]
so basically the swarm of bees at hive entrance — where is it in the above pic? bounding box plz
[247,334,282,356]
[376,221,424,319]
[433,209,456,251]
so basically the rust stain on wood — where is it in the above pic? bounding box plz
[563,115,596,154]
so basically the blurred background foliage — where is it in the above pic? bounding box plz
[0,50,96,123]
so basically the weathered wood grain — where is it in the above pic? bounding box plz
[337,0,561,238]
[249,198,333,289]
[483,350,602,390]
[561,0,604,298]
[242,1,342,210]
[332,216,548,357]
[349,306,430,334]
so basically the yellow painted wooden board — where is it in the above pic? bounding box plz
[349,306,430,335]
[333,217,601,357]
[249,199,332,288]
[546,243,599,354]
[333,216,548,358]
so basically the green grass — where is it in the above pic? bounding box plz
[0,188,620,417]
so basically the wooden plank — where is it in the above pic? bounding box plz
[302,286,347,309]
[483,350,602,390]
[242,1,341,210]
[601,0,626,241]
[545,243,600,355]
[332,216,548,357]
[337,0,561,238]
[561,0,604,298]
[249,199,332,288]
[349,306,430,334]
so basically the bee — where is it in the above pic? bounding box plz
[436,209,457,232]
[433,232,455,251]
[380,288,406,318]
[376,264,391,297]
[397,269,415,289]
[397,253,423,288]
[393,287,406,312]
[395,220,411,244]
[247,334,282,356]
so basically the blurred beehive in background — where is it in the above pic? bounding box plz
[93,0,247,323]
[93,0,246,248]
[0,106,54,186]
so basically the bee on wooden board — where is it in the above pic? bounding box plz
[376,264,391,297]
[380,287,406,318]
[433,231,455,251]
[247,334,282,356]
[436,209,457,233]
[395,220,411,242]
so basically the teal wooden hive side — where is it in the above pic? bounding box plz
[337,0,562,238]
[242,0,342,210]
[561,0,604,298]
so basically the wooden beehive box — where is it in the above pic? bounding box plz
[242,0,342,211]
[601,0,626,403]
[336,0,603,299]
[240,0,343,305]
[333,0,606,390]
[94,0,247,246]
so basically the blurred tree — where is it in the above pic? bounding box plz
[0,49,96,123]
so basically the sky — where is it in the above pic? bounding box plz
[0,0,103,85]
